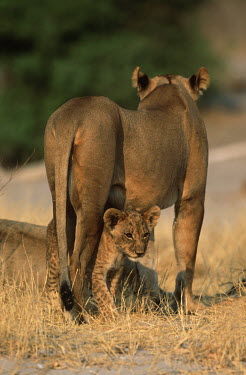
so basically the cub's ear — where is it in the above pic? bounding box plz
[103,208,125,231]
[132,66,149,92]
[143,205,161,229]
[189,67,210,100]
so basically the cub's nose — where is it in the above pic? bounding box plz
[135,248,146,257]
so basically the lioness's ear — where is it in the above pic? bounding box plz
[103,208,124,231]
[132,66,149,92]
[143,205,161,229]
[189,67,210,100]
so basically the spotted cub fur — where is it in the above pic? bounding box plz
[92,206,160,315]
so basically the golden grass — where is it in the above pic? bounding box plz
[0,268,245,373]
[0,176,246,373]
[155,213,246,297]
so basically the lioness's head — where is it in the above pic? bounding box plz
[132,66,210,101]
[103,206,161,259]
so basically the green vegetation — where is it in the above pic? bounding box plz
[0,0,216,166]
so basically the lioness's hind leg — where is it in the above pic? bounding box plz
[69,213,101,318]
[172,196,204,313]
[68,135,116,319]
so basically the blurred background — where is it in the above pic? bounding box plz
[0,0,246,167]
[0,0,245,294]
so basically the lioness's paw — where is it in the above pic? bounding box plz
[168,296,206,315]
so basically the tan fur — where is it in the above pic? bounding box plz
[0,218,163,311]
[132,66,210,101]
[92,207,160,315]
[44,66,210,320]
[0,219,47,288]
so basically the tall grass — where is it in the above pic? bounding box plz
[0,265,245,373]
[0,172,245,372]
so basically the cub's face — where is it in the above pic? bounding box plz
[103,207,161,259]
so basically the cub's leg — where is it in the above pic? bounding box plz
[172,195,205,313]
[92,266,117,316]
[135,230,160,302]
[45,134,59,299]
[46,207,76,303]
[92,239,119,316]
[109,265,124,299]
[46,219,59,297]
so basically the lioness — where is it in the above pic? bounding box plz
[0,219,47,288]
[92,206,160,315]
[0,218,165,308]
[44,66,209,320]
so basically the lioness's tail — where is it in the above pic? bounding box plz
[55,123,77,312]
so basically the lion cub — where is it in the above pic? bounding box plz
[92,206,161,315]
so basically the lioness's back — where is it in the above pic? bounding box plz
[46,96,120,133]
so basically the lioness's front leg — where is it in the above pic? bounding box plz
[172,195,204,313]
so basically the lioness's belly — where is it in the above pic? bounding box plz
[108,115,185,211]
[124,175,179,210]
[109,174,179,211]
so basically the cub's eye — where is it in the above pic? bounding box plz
[125,232,133,239]
[143,232,150,239]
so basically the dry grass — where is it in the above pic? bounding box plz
[0,165,246,373]
[155,213,246,299]
[0,267,245,374]
[0,213,245,374]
